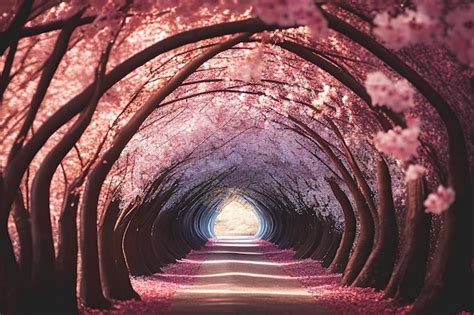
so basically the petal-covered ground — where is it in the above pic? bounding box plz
[81,239,439,314]
[80,248,208,314]
[258,240,412,315]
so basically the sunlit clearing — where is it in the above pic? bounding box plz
[213,201,259,237]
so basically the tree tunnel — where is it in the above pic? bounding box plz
[0,1,473,314]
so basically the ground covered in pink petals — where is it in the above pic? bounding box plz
[257,240,412,315]
[80,247,208,314]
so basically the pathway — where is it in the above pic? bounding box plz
[167,236,333,314]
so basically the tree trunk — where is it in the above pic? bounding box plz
[99,198,140,301]
[112,208,141,301]
[0,175,21,314]
[328,179,357,274]
[79,171,111,308]
[311,220,333,260]
[54,190,80,314]
[123,208,152,276]
[384,177,430,304]
[295,214,322,259]
[352,158,397,289]
[322,231,342,268]
[12,192,32,289]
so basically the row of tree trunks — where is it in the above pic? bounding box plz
[0,22,275,312]
[322,10,473,312]
[79,35,251,307]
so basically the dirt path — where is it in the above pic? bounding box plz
[167,236,333,315]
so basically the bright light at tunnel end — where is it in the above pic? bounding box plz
[212,200,260,238]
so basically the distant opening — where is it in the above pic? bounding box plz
[213,200,260,237]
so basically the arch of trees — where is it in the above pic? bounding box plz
[0,1,472,314]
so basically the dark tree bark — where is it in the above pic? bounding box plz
[99,198,140,301]
[0,0,33,56]
[325,118,377,221]
[352,158,397,289]
[123,208,153,276]
[12,192,32,287]
[322,231,342,268]
[295,213,322,259]
[384,177,431,304]
[112,204,141,301]
[327,179,356,273]
[311,219,333,260]
[0,174,20,313]
[54,189,80,314]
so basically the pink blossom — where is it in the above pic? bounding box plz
[445,4,474,68]
[252,0,328,38]
[373,12,413,50]
[229,46,264,82]
[365,72,414,113]
[374,125,420,161]
[424,185,455,215]
[373,10,438,50]
[405,164,427,183]
[414,0,444,18]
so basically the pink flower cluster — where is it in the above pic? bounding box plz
[404,164,427,183]
[258,240,412,314]
[253,0,329,38]
[365,72,415,113]
[374,125,420,161]
[445,4,474,68]
[373,2,473,69]
[230,46,264,82]
[373,10,438,51]
[423,185,455,215]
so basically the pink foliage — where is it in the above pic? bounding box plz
[373,1,473,68]
[374,125,420,161]
[80,247,208,314]
[229,46,264,82]
[365,72,414,113]
[257,240,412,315]
[404,164,427,183]
[252,0,328,37]
[445,4,474,68]
[373,10,438,51]
[423,185,455,215]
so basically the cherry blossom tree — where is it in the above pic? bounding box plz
[0,1,472,314]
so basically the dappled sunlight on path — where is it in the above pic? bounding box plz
[167,237,333,314]
[82,237,414,314]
